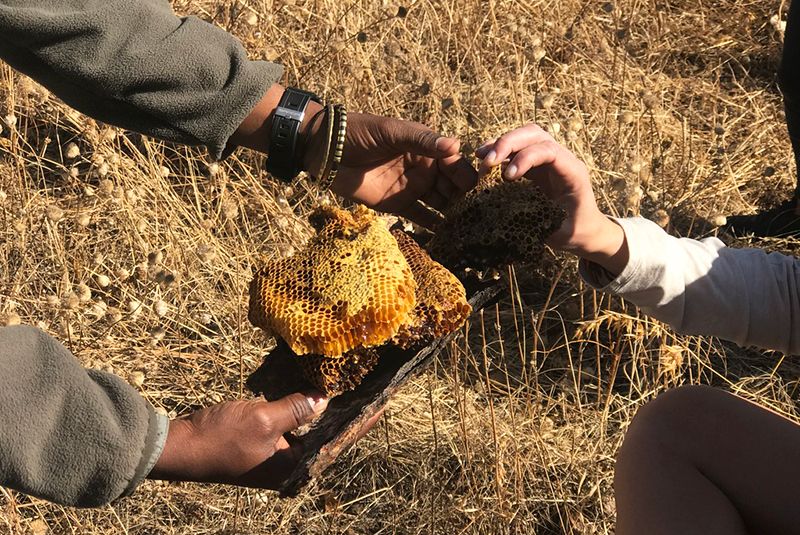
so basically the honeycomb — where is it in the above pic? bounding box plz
[392,230,472,348]
[426,169,566,270]
[249,206,472,396]
[295,347,379,396]
[248,205,417,358]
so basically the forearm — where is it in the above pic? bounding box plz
[0,325,167,507]
[0,0,282,158]
[579,217,800,354]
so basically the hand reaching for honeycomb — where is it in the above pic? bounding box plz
[476,124,629,276]
[232,85,478,230]
[314,112,479,229]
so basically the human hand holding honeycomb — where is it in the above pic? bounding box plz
[475,123,629,276]
[319,113,479,229]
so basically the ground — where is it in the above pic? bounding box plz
[1,0,799,533]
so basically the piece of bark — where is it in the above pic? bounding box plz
[246,282,503,497]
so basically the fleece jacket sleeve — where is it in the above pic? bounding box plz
[0,325,168,508]
[0,0,284,159]
[580,217,800,355]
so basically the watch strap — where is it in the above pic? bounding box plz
[267,87,321,182]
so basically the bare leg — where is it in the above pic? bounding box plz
[615,385,800,535]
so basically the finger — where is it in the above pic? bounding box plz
[506,139,584,183]
[421,189,450,211]
[474,140,497,159]
[434,176,459,203]
[382,118,461,158]
[482,124,552,166]
[399,200,445,229]
[267,391,329,434]
[438,154,478,193]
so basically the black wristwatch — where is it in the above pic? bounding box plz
[267,87,322,182]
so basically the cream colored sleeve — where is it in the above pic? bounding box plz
[580,217,800,355]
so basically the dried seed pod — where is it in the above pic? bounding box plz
[153,300,168,317]
[128,371,145,387]
[76,283,92,303]
[46,204,63,222]
[196,245,217,262]
[64,142,80,159]
[619,111,635,124]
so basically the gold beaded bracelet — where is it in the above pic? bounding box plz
[318,104,347,191]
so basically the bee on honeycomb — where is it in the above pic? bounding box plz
[426,168,566,271]
[249,205,471,396]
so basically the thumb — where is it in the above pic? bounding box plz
[267,391,329,434]
[384,119,460,158]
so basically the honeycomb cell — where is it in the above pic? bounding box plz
[426,168,566,270]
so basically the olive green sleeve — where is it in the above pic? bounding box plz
[0,0,284,158]
[0,325,168,507]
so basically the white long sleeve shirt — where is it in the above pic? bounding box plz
[581,218,800,355]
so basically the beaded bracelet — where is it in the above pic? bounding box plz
[318,104,347,191]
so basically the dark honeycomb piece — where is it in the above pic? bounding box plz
[426,172,566,270]
[296,347,379,396]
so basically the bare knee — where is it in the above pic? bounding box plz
[615,386,720,484]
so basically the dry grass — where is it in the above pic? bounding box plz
[1,0,799,533]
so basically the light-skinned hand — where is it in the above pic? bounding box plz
[475,124,629,274]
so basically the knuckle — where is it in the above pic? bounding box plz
[526,123,544,135]
[251,403,278,433]
[286,394,313,426]
[541,140,560,158]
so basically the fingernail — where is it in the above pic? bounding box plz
[486,150,497,164]
[305,393,328,413]
[505,164,518,178]
[435,137,449,151]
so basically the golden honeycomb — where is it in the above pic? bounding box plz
[249,205,472,396]
[248,205,417,358]
[426,169,566,270]
[391,230,472,348]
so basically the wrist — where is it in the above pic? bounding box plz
[147,418,198,482]
[571,215,629,276]
[300,100,326,176]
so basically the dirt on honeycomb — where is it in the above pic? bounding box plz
[249,205,470,396]
[426,169,566,271]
